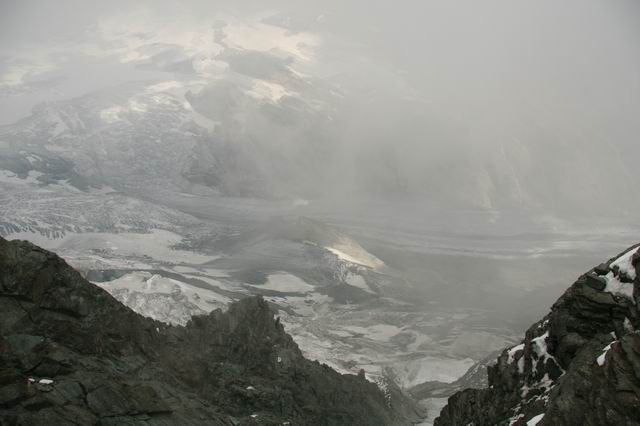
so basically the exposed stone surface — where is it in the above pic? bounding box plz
[0,237,422,425]
[435,244,640,426]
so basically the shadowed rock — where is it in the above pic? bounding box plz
[0,236,422,425]
[435,244,640,426]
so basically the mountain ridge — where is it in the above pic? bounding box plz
[435,244,640,425]
[0,236,423,425]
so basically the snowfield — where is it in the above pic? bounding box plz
[96,271,231,325]
[249,272,315,294]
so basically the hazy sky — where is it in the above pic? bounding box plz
[1,0,639,214]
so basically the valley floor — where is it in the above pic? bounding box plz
[3,185,639,422]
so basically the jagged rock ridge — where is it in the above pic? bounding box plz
[435,244,640,426]
[0,237,422,425]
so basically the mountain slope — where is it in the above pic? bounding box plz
[435,244,640,425]
[0,236,422,425]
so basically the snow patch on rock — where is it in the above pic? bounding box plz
[527,413,545,426]
[507,343,525,364]
[596,340,616,367]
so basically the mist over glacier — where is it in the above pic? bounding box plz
[1,1,639,424]
[2,0,640,216]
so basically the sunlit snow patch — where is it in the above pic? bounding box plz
[325,240,385,270]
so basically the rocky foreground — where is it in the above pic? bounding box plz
[436,244,640,425]
[0,237,423,425]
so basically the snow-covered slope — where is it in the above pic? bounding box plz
[0,84,204,194]
[95,271,231,326]
[0,181,202,240]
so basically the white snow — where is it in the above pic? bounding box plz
[527,414,545,426]
[520,372,556,400]
[99,272,228,304]
[0,170,43,185]
[345,272,375,294]
[38,230,215,264]
[25,155,41,164]
[246,386,255,391]
[507,343,525,364]
[265,292,332,317]
[610,247,638,280]
[343,324,402,342]
[96,271,231,325]
[597,341,616,367]
[100,98,149,123]
[222,21,320,61]
[391,356,475,387]
[623,317,635,333]
[292,198,310,207]
[416,398,448,426]
[146,80,183,93]
[325,245,385,270]
[47,112,69,137]
[100,105,125,123]
[280,324,351,375]
[531,332,560,370]
[508,413,525,426]
[603,247,638,301]
[249,272,314,294]
[246,80,292,102]
[519,331,564,397]
[531,332,550,361]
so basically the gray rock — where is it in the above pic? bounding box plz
[584,272,606,290]
[435,244,640,426]
[0,236,415,425]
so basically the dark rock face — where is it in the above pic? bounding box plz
[435,244,640,426]
[0,237,419,425]
[0,146,95,191]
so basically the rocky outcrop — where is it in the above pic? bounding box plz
[435,244,640,426]
[0,237,420,425]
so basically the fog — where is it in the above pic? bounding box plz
[2,3,640,413]
[2,0,640,217]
